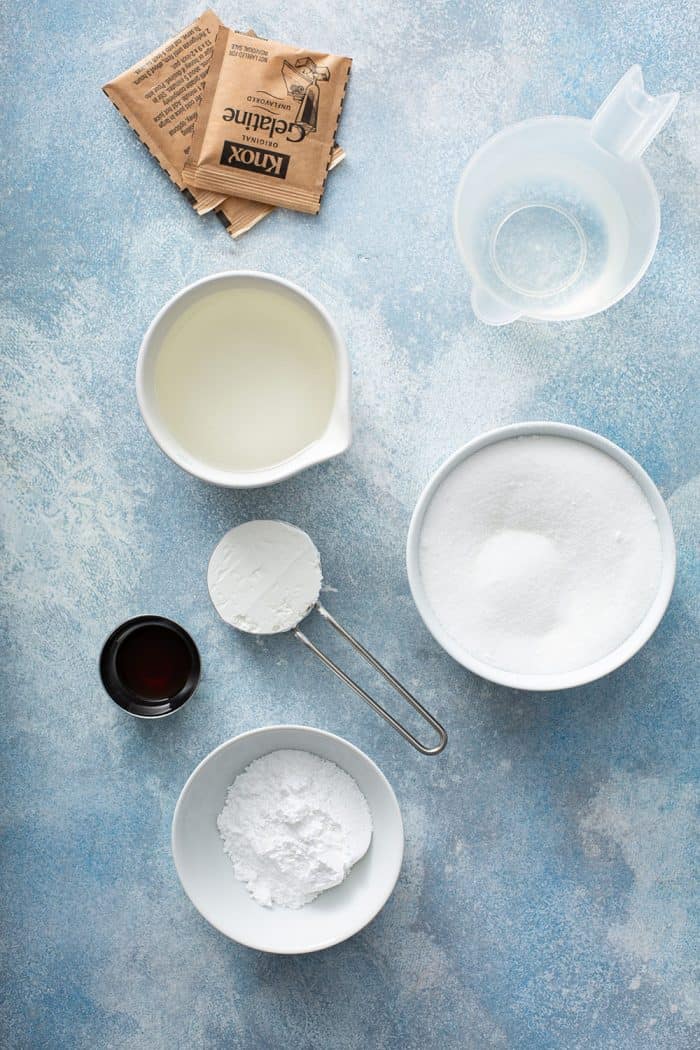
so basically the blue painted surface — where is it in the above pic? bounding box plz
[1,2,698,1047]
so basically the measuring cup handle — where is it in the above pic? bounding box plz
[293,603,447,756]
[591,65,678,161]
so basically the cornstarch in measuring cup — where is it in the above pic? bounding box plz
[207,520,322,633]
[218,750,372,908]
[418,436,663,675]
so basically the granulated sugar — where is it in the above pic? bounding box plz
[217,749,372,908]
[418,435,663,675]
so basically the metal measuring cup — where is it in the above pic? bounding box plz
[208,521,447,756]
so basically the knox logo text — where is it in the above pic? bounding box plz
[219,140,290,179]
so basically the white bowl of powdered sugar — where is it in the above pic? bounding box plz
[407,422,676,691]
[172,725,403,953]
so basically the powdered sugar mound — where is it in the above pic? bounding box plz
[217,749,373,909]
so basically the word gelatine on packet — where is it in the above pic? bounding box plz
[183,27,351,214]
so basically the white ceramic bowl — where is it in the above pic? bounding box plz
[406,422,676,691]
[172,725,404,953]
[137,271,351,488]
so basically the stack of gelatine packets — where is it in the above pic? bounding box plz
[103,9,351,238]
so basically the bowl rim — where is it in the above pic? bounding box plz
[406,421,676,691]
[171,724,405,953]
[453,115,661,323]
[136,270,351,489]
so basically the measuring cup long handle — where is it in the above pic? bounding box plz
[292,603,447,756]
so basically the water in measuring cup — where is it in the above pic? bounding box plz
[469,153,631,320]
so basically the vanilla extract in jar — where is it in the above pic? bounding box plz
[100,616,200,717]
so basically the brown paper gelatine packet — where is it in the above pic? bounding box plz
[103,10,226,216]
[183,27,351,214]
[102,14,345,236]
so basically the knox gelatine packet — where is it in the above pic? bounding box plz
[103,10,226,216]
[183,27,351,214]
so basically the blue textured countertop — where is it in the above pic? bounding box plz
[2,2,698,1048]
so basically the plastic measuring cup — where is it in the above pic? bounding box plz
[454,67,679,325]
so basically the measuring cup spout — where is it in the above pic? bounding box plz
[471,283,521,326]
[591,65,679,162]
[286,389,351,471]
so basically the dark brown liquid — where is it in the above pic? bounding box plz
[115,624,192,700]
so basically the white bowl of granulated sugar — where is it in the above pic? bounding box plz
[172,725,404,953]
[407,421,676,691]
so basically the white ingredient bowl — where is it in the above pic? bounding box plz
[172,725,404,953]
[406,422,676,691]
[137,271,351,488]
